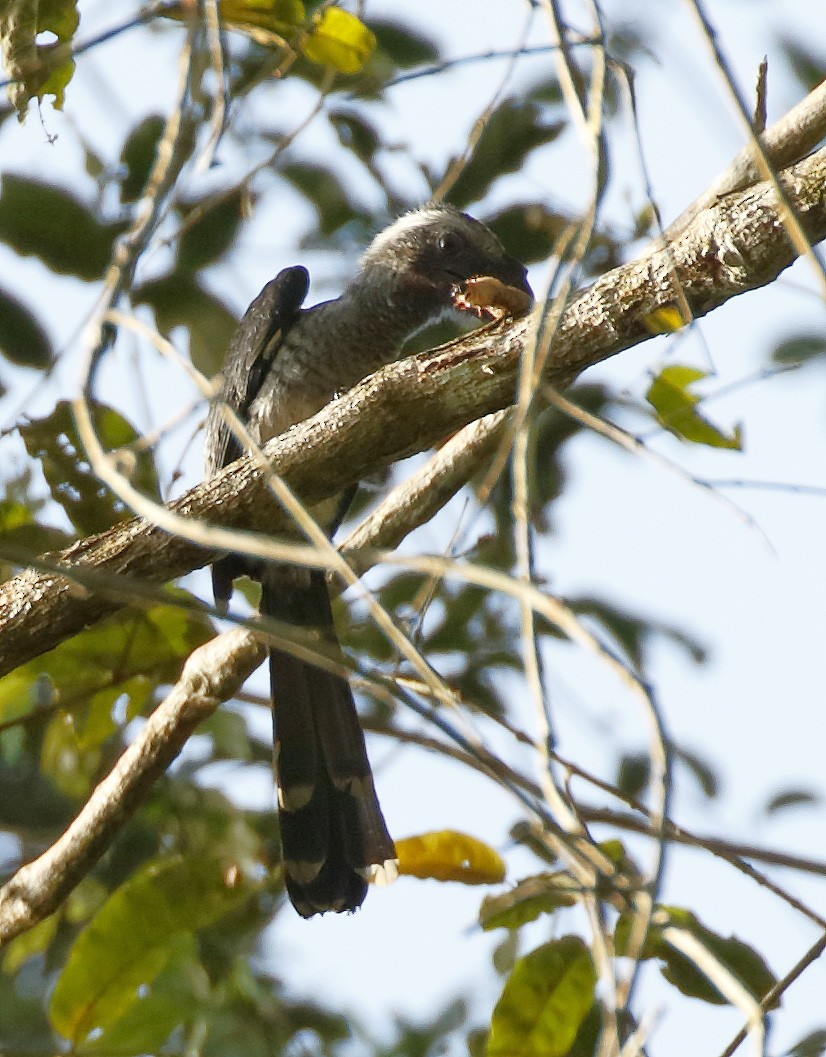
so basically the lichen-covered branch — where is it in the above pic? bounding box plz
[0,145,823,680]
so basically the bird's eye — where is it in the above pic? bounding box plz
[438,230,465,257]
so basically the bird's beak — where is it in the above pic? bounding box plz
[499,257,534,304]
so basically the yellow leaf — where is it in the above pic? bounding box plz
[646,364,743,450]
[641,302,690,334]
[220,0,304,33]
[0,0,79,117]
[301,8,376,73]
[396,830,506,885]
[164,0,304,46]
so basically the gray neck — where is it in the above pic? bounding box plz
[326,262,445,374]
[279,262,449,408]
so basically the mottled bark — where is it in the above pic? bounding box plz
[0,146,823,680]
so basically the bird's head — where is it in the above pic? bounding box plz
[358,205,533,320]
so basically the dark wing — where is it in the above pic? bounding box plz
[204,265,309,477]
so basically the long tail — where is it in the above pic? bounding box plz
[261,568,396,917]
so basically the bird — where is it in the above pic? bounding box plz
[204,205,533,917]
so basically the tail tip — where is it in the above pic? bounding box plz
[361,857,399,888]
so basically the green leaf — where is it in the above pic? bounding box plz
[10,592,212,802]
[423,582,489,653]
[481,385,610,539]
[645,365,743,450]
[198,0,305,45]
[527,75,564,106]
[65,876,111,924]
[19,400,161,535]
[1,910,61,973]
[0,286,53,367]
[480,873,579,931]
[119,114,166,204]
[0,496,73,556]
[329,107,382,164]
[567,592,708,668]
[525,391,610,528]
[134,271,239,377]
[0,968,54,1053]
[772,331,826,364]
[0,174,125,279]
[673,744,719,799]
[780,37,826,93]
[487,937,596,1057]
[0,0,79,116]
[26,0,79,56]
[566,1003,601,1057]
[201,709,255,762]
[0,600,212,734]
[486,203,570,265]
[280,161,368,237]
[764,788,821,815]
[0,870,102,973]
[49,854,257,1045]
[177,188,246,272]
[40,712,100,799]
[487,202,623,275]
[0,749,75,831]
[77,936,207,1056]
[446,101,565,210]
[492,930,520,977]
[615,906,778,1007]
[616,752,649,801]
[301,9,376,74]
[788,1029,826,1057]
[369,18,439,68]
[82,138,106,182]
[663,921,777,1007]
[509,821,560,867]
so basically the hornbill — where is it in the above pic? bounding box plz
[204,205,532,916]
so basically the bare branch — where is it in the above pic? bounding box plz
[341,411,510,557]
[664,77,826,242]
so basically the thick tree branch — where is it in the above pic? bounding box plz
[341,410,510,557]
[664,75,826,242]
[0,145,824,680]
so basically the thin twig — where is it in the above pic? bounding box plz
[195,0,228,173]
[678,1,826,298]
[719,932,826,1057]
[373,39,599,94]
[664,78,826,242]
[430,4,535,204]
